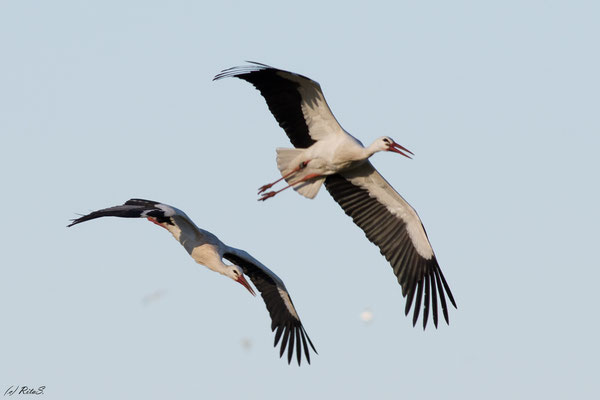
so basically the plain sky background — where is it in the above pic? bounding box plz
[1,1,599,399]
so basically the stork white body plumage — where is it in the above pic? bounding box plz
[271,134,412,200]
[215,62,457,329]
[68,198,316,365]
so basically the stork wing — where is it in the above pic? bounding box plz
[68,198,224,257]
[223,247,317,366]
[68,198,178,227]
[324,164,457,329]
[214,62,344,148]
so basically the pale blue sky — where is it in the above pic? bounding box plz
[1,1,599,399]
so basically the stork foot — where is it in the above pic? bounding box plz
[258,191,277,202]
[257,183,273,194]
[257,160,311,195]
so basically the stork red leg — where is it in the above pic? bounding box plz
[258,173,321,201]
[258,161,310,194]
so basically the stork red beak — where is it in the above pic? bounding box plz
[388,142,414,159]
[236,275,256,296]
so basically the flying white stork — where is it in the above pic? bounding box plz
[68,198,316,365]
[214,62,457,329]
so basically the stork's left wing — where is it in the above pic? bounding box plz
[223,247,317,365]
[324,163,457,329]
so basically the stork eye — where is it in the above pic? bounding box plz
[383,138,391,144]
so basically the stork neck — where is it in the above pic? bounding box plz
[204,259,230,276]
[190,247,229,276]
[364,142,383,158]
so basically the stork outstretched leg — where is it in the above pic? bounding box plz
[258,173,322,201]
[257,161,310,194]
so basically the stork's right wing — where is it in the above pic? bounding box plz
[67,198,177,227]
[324,164,457,329]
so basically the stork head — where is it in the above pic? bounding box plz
[226,265,256,296]
[377,136,414,159]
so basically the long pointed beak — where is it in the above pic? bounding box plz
[388,142,414,159]
[236,275,256,296]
